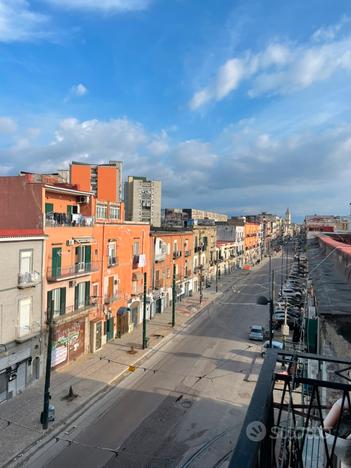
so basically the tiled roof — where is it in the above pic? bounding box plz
[0,229,45,238]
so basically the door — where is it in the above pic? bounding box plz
[156,299,162,314]
[0,372,7,403]
[106,317,114,341]
[52,247,61,278]
[131,304,139,326]
[108,276,114,301]
[96,322,102,350]
[16,361,27,394]
[33,357,40,380]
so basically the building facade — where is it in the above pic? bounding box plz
[0,230,45,402]
[124,176,162,227]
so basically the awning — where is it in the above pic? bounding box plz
[73,237,96,244]
[117,307,130,316]
[132,272,143,281]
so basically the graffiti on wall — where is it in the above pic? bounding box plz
[51,321,84,368]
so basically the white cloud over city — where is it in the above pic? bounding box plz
[1,115,351,218]
[190,18,351,109]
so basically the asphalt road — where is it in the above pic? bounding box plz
[26,256,282,468]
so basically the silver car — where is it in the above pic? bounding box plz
[249,325,265,341]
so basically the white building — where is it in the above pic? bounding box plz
[124,176,162,227]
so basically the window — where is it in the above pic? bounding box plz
[18,297,32,337]
[20,250,33,275]
[108,242,116,266]
[109,205,120,219]
[75,245,91,270]
[47,288,66,318]
[173,240,177,253]
[133,241,140,256]
[96,204,107,219]
[74,281,90,309]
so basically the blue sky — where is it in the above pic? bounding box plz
[1,0,351,220]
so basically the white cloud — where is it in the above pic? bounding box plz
[0,117,17,134]
[0,0,51,42]
[2,115,351,216]
[312,16,350,42]
[71,83,88,97]
[43,0,151,12]
[190,18,351,108]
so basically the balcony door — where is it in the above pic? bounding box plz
[52,247,61,278]
[75,245,91,272]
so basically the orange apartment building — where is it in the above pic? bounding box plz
[244,221,261,266]
[151,229,194,314]
[0,162,151,368]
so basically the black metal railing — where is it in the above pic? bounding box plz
[47,262,99,281]
[230,350,351,468]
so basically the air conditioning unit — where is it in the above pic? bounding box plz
[66,239,75,246]
[78,196,89,204]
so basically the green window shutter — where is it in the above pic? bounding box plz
[85,281,90,306]
[85,246,91,268]
[60,288,66,315]
[47,290,53,319]
[74,285,79,310]
[67,205,73,217]
[52,247,61,277]
[45,203,54,215]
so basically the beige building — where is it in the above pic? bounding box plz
[124,176,162,227]
[0,230,45,402]
[192,225,217,289]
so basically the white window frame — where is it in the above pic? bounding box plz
[109,205,120,219]
[96,203,107,219]
[20,249,33,275]
[18,297,32,337]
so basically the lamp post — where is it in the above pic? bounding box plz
[257,270,275,348]
[172,263,176,327]
[142,272,148,349]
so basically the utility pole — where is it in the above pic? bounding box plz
[199,265,203,304]
[280,244,284,294]
[41,299,54,429]
[142,272,148,349]
[172,263,176,327]
[215,260,219,293]
[269,269,275,348]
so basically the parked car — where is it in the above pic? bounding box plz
[249,325,265,341]
[261,340,289,362]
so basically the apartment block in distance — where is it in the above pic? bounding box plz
[124,176,161,227]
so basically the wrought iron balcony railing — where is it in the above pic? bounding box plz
[18,271,41,288]
[230,349,351,468]
[47,262,99,281]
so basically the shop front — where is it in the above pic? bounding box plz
[52,318,86,368]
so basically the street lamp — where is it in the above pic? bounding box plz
[256,295,273,349]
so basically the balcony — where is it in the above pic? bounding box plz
[184,250,192,257]
[45,214,94,228]
[18,271,41,289]
[104,293,119,304]
[107,256,118,267]
[52,300,97,323]
[173,251,182,260]
[155,252,166,262]
[155,279,164,289]
[230,350,351,468]
[15,322,42,342]
[47,262,99,281]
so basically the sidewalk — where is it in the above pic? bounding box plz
[0,281,238,467]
